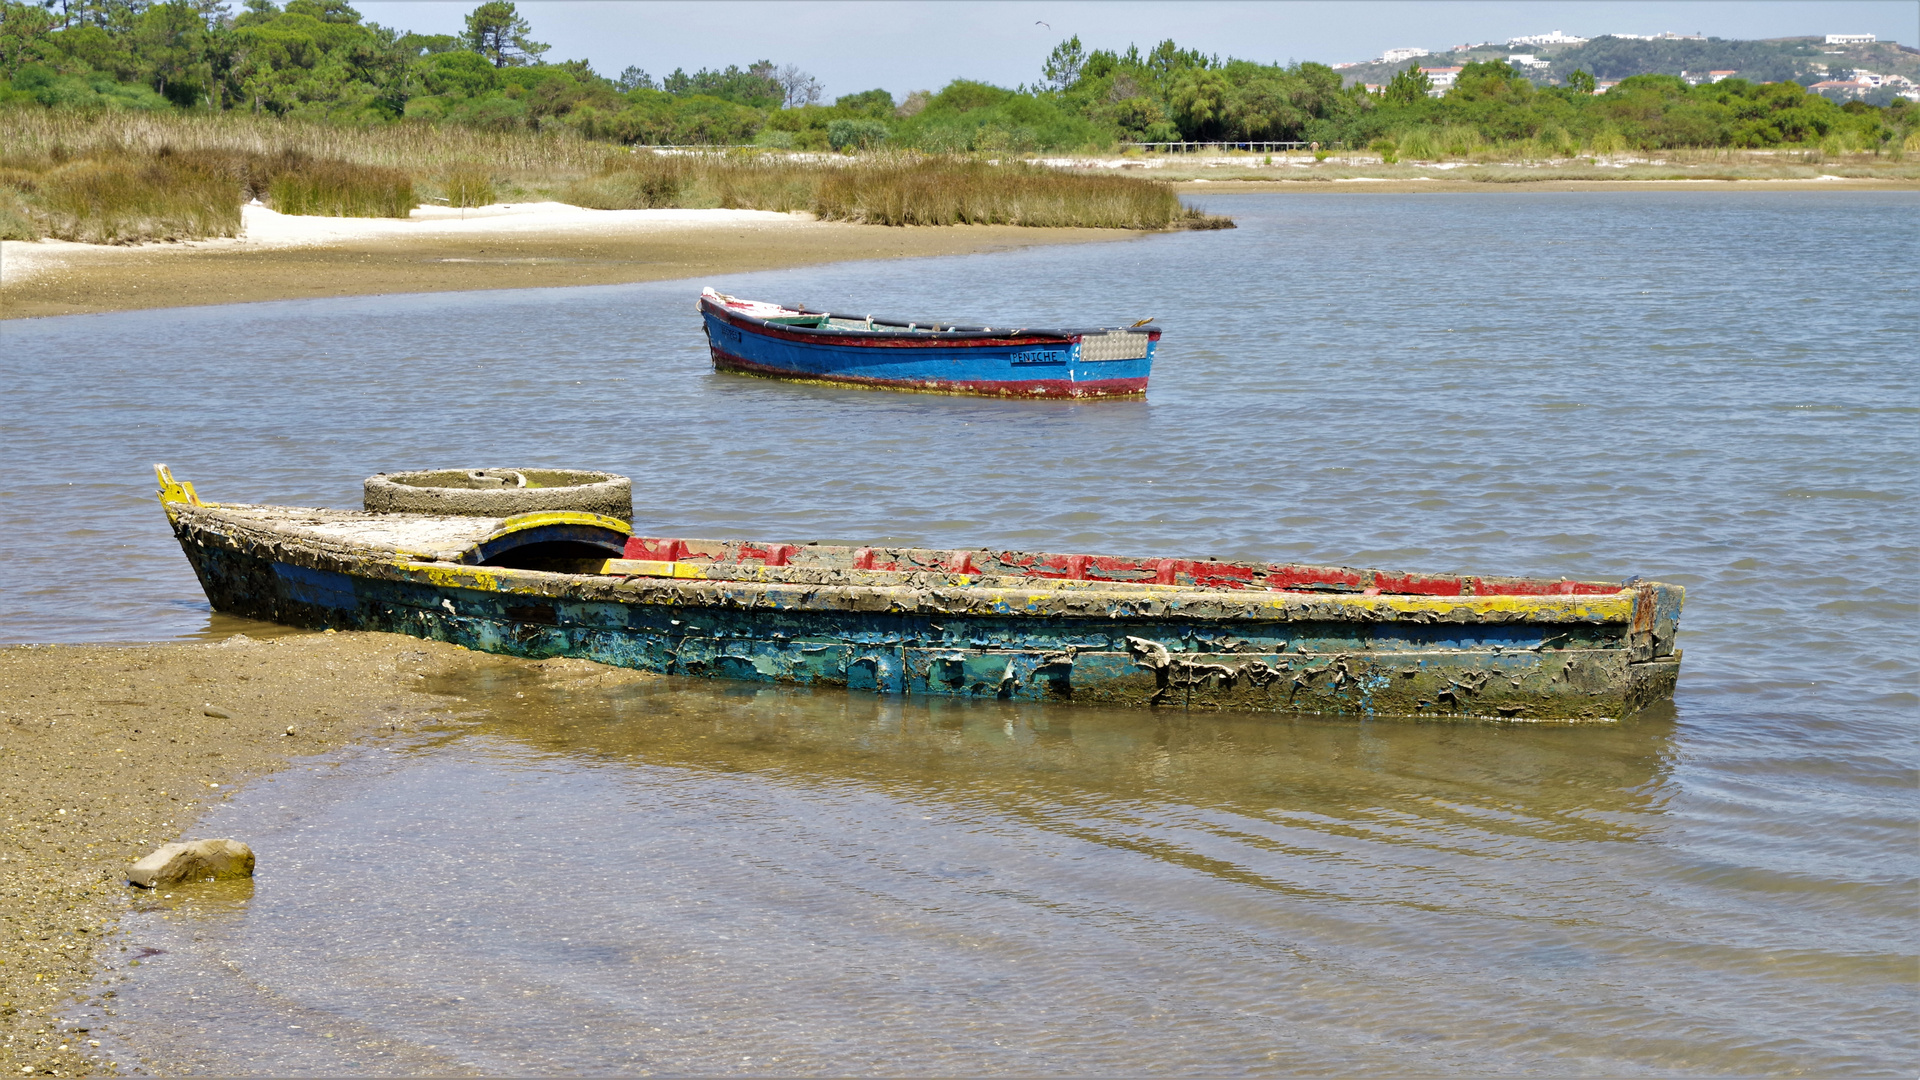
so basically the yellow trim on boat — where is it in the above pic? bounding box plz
[154,463,202,507]
[400,562,511,592]
[591,557,1633,619]
[489,510,633,538]
[600,558,710,579]
[153,463,211,523]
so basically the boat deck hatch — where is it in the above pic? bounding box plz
[464,513,632,569]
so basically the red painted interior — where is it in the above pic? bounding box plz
[619,536,1626,596]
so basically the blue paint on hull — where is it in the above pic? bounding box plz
[182,538,1673,721]
[699,304,1154,398]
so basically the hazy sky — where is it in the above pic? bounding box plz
[353,1,1920,99]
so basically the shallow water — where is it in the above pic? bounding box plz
[8,191,1917,1073]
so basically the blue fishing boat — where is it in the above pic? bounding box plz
[156,466,1685,722]
[698,288,1159,398]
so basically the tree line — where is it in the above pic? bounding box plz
[0,1,1912,153]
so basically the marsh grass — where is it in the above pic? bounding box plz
[0,111,1228,239]
[0,183,40,240]
[567,153,1224,229]
[0,152,240,243]
[561,154,690,209]
[0,143,413,241]
[441,164,496,208]
[265,158,413,217]
[440,163,497,208]
[0,109,610,179]
[814,159,1207,228]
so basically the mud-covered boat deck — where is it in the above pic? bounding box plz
[166,501,1684,722]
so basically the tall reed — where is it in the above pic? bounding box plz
[0,109,609,178]
[23,154,241,243]
[265,158,413,217]
[440,162,497,208]
[565,153,1223,229]
[0,112,1233,238]
[1395,128,1439,162]
[813,159,1198,228]
[561,154,689,209]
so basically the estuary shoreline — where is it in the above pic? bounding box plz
[0,203,1138,321]
[0,632,647,1077]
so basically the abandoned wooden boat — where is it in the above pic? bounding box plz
[156,466,1684,721]
[697,288,1159,398]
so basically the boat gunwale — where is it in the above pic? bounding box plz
[172,502,1643,626]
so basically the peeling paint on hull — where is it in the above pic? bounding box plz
[168,504,1682,722]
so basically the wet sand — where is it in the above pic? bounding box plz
[0,205,1136,321]
[0,632,646,1077]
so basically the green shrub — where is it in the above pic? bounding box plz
[1588,126,1628,156]
[827,119,889,152]
[1396,128,1438,161]
[1436,124,1483,158]
[1532,126,1577,159]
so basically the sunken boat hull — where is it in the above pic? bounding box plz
[698,289,1157,399]
[160,482,1682,723]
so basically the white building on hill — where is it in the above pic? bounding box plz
[1825,34,1876,45]
[1508,30,1588,48]
[1381,47,1430,63]
[1420,66,1463,95]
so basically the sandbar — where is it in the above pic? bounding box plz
[0,631,648,1076]
[0,202,1139,321]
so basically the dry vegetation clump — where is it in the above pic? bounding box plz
[564,152,1225,229]
[564,154,812,212]
[440,162,497,208]
[0,150,240,243]
[262,155,413,217]
[813,159,1195,228]
[561,153,691,209]
[0,144,415,242]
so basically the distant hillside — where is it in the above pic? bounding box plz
[1339,35,1920,97]
[1552,36,1919,84]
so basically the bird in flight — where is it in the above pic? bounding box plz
[1036,20,1050,28]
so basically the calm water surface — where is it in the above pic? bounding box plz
[5,192,1916,1074]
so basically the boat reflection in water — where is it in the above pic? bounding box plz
[89,666,1692,1075]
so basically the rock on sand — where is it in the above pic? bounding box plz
[128,838,256,888]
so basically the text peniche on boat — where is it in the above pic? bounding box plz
[697,287,1161,398]
[156,465,1685,722]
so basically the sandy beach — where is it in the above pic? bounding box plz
[0,632,648,1077]
[0,202,1140,321]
